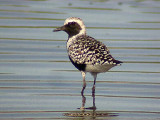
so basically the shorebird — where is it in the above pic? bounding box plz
[53,17,122,94]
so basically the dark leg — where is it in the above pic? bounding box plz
[80,92,86,110]
[92,91,96,110]
[81,71,86,95]
[85,88,96,110]
[91,73,97,95]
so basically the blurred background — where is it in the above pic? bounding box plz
[0,0,160,119]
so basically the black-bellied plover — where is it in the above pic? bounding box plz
[53,17,122,94]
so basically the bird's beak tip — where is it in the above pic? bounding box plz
[53,28,60,32]
[53,26,65,32]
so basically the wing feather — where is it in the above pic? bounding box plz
[68,35,117,65]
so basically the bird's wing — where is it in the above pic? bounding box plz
[68,35,118,65]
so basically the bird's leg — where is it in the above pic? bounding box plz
[81,71,86,95]
[80,92,86,110]
[92,90,96,110]
[91,73,97,96]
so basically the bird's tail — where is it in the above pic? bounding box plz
[114,59,123,65]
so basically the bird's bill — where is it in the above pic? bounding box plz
[53,25,65,32]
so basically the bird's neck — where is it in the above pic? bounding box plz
[66,32,86,50]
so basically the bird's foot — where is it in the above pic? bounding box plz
[77,106,85,110]
[86,106,96,110]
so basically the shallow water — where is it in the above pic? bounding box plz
[0,0,160,119]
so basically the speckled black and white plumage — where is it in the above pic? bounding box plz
[54,17,122,95]
[68,35,122,72]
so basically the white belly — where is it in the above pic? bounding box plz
[85,64,115,73]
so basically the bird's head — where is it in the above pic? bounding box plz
[53,17,86,37]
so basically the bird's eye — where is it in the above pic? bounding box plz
[72,22,75,24]
[68,22,76,26]
[67,22,77,29]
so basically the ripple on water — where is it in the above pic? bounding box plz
[0,0,160,119]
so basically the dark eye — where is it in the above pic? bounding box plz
[68,22,76,26]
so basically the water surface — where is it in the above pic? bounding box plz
[0,0,160,119]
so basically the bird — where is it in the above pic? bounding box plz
[53,17,122,95]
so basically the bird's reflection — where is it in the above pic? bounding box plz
[79,91,96,110]
[64,92,118,119]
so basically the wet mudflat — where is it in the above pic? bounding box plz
[0,0,160,119]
